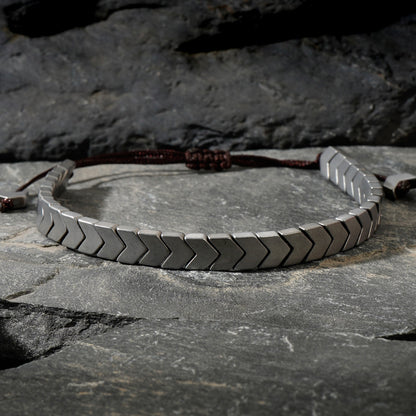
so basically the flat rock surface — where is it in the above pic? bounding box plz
[1,320,416,416]
[0,1,415,160]
[0,147,415,415]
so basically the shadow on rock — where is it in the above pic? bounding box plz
[0,299,138,371]
[0,320,33,370]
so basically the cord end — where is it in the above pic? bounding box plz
[383,173,416,200]
[0,191,27,212]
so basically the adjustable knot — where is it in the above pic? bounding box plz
[0,190,28,212]
[383,173,416,200]
[0,198,14,213]
[185,148,231,171]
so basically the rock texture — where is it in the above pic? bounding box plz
[0,300,138,370]
[0,147,415,414]
[1,320,416,416]
[0,1,415,161]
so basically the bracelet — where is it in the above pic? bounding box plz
[32,146,385,271]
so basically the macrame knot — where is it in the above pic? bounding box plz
[185,148,231,171]
[0,198,14,213]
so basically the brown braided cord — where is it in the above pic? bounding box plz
[230,152,321,170]
[9,149,329,194]
[185,149,231,171]
[8,148,415,201]
[76,148,318,171]
[0,198,14,212]
[10,148,339,196]
[76,149,186,168]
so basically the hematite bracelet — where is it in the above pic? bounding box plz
[32,146,389,271]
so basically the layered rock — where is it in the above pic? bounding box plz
[0,1,415,158]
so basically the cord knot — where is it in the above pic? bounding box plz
[185,148,231,171]
[383,173,416,200]
[0,198,14,213]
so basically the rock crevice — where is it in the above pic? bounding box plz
[0,300,140,370]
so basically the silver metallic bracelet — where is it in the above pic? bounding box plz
[31,146,389,271]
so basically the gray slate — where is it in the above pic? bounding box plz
[0,320,415,416]
[0,146,415,414]
[1,147,415,335]
[0,299,137,369]
[0,1,415,160]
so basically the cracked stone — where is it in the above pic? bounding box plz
[381,329,416,342]
[0,300,139,370]
[0,1,415,160]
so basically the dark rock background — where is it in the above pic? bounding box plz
[0,0,415,161]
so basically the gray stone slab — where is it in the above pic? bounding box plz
[0,147,415,415]
[0,147,414,335]
[0,256,58,301]
[0,320,415,416]
[0,299,138,370]
[0,2,415,161]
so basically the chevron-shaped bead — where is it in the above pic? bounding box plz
[59,159,76,179]
[47,205,68,243]
[352,172,366,204]
[116,226,147,264]
[208,234,245,271]
[350,208,372,245]
[36,198,47,229]
[367,195,382,228]
[328,153,346,186]
[138,230,170,267]
[257,231,291,269]
[39,185,53,199]
[336,214,361,251]
[335,158,353,192]
[319,147,338,179]
[184,234,219,270]
[61,211,85,249]
[34,151,383,271]
[36,202,43,229]
[360,202,379,237]
[279,228,313,266]
[45,170,60,185]
[300,223,332,262]
[77,217,104,255]
[51,165,66,183]
[345,165,360,201]
[95,222,126,261]
[37,202,54,236]
[319,219,349,257]
[232,232,268,270]
[161,232,195,269]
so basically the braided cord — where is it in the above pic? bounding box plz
[15,148,322,192]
